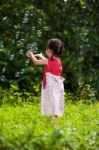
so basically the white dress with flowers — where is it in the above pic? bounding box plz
[41,72,65,116]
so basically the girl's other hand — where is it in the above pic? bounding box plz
[34,53,43,58]
[26,51,33,59]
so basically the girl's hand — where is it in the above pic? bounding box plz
[26,51,33,59]
[34,53,43,58]
[26,51,48,65]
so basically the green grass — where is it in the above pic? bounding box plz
[0,102,99,150]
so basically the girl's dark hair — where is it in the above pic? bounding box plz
[47,38,64,58]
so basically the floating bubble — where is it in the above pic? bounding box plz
[20,69,25,74]
[16,31,20,39]
[43,26,49,31]
[32,26,36,31]
[1,75,6,81]
[0,40,4,48]
[38,18,42,24]
[20,49,24,54]
[9,54,14,61]
[17,39,24,46]
[33,50,38,54]
[7,51,10,56]
[2,67,6,73]
[22,18,28,24]
[26,42,38,53]
[22,11,29,24]
[37,30,42,37]
[20,38,25,42]
[25,59,30,66]
[3,16,7,20]
[12,39,16,44]
[16,13,19,16]
[15,72,21,78]
[30,13,33,17]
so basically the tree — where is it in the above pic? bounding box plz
[0,0,99,98]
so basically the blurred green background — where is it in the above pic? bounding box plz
[0,0,99,99]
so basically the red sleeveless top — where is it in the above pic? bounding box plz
[43,58,62,89]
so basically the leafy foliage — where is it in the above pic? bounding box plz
[0,0,99,98]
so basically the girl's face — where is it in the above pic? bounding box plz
[46,48,53,58]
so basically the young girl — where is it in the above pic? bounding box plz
[26,38,65,124]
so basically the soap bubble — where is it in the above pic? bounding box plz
[64,0,67,2]
[0,40,4,48]
[2,67,6,73]
[32,26,36,31]
[8,51,14,61]
[1,75,6,81]
[15,31,20,39]
[20,69,25,74]
[22,10,29,24]
[37,30,42,37]
[15,72,21,78]
[15,69,25,78]
[9,54,14,61]
[3,16,7,20]
[25,59,30,66]
[43,26,49,31]
[26,42,38,53]
[38,18,42,25]
[20,49,24,55]
[17,39,24,46]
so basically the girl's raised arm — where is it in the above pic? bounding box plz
[26,51,48,65]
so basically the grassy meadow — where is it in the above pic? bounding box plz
[0,101,99,150]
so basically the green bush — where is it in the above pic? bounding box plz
[0,82,98,106]
[0,0,99,98]
[64,84,97,104]
[0,84,40,106]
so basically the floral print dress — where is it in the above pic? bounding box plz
[40,58,65,116]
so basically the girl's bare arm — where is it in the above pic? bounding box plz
[26,51,48,65]
[33,53,46,59]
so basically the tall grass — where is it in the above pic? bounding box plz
[0,101,99,150]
